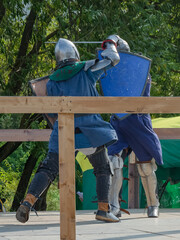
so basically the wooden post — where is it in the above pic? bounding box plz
[58,113,76,240]
[128,152,140,208]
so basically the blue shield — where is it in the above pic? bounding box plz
[97,51,151,119]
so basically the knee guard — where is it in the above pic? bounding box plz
[137,158,159,208]
[87,146,112,203]
[109,152,123,216]
[28,152,59,198]
[87,146,113,176]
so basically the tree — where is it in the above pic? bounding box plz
[0,0,179,210]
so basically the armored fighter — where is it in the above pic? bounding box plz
[98,41,163,218]
[16,34,128,223]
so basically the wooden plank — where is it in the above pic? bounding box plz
[0,96,68,113]
[128,152,139,208]
[0,128,179,142]
[69,97,180,114]
[153,128,180,139]
[0,96,180,114]
[58,113,76,240]
[0,129,51,141]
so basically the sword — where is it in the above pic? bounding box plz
[45,41,103,44]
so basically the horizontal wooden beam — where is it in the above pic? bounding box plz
[68,97,180,114]
[0,96,179,113]
[0,129,51,142]
[0,128,179,142]
[153,128,180,140]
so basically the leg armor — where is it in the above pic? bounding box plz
[87,146,119,222]
[109,152,123,217]
[28,152,59,198]
[137,158,159,217]
[16,152,59,223]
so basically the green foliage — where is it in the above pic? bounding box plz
[0,0,179,211]
[46,178,60,211]
[0,159,20,210]
[0,114,23,129]
[0,0,179,97]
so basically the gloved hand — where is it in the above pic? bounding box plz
[102,35,130,52]
[102,35,121,49]
[116,38,130,52]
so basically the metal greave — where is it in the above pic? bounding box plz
[27,152,59,199]
[137,159,159,207]
[87,146,112,203]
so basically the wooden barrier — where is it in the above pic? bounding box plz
[0,96,180,240]
[0,128,180,142]
[0,96,179,114]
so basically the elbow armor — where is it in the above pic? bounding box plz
[84,41,120,72]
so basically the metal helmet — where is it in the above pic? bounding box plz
[55,38,80,63]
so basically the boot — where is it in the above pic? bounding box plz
[16,194,37,223]
[96,202,119,222]
[113,208,121,218]
[147,206,159,218]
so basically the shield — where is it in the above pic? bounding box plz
[29,75,57,129]
[97,50,151,119]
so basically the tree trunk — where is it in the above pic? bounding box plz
[0,142,22,164]
[11,145,41,211]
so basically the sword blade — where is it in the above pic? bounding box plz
[45,41,102,44]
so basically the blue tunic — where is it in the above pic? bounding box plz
[47,66,118,153]
[108,76,163,165]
